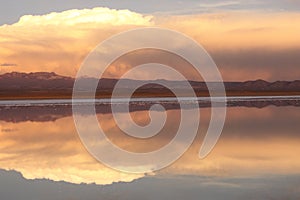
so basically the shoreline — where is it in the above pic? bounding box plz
[0,91,300,100]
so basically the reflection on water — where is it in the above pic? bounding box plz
[0,98,300,199]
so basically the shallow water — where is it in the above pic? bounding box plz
[0,97,299,199]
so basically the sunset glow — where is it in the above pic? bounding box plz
[0,8,299,81]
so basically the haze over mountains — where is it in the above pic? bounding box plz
[0,72,299,99]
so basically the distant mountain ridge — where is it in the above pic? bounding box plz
[1,71,300,90]
[0,72,73,90]
[0,72,299,99]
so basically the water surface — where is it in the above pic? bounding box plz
[0,97,299,199]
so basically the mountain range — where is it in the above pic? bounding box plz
[0,72,299,99]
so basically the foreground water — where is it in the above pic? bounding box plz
[0,96,299,199]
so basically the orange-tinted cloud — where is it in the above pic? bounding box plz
[0,7,153,76]
[159,12,300,49]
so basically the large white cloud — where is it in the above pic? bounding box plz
[0,7,154,76]
[15,7,153,26]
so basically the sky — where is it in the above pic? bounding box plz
[0,0,300,81]
[1,0,300,25]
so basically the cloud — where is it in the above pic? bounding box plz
[0,7,153,76]
[159,11,300,49]
[87,11,300,81]
[16,7,153,26]
[210,47,300,81]
[156,11,300,81]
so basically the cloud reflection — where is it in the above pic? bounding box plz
[0,105,299,184]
